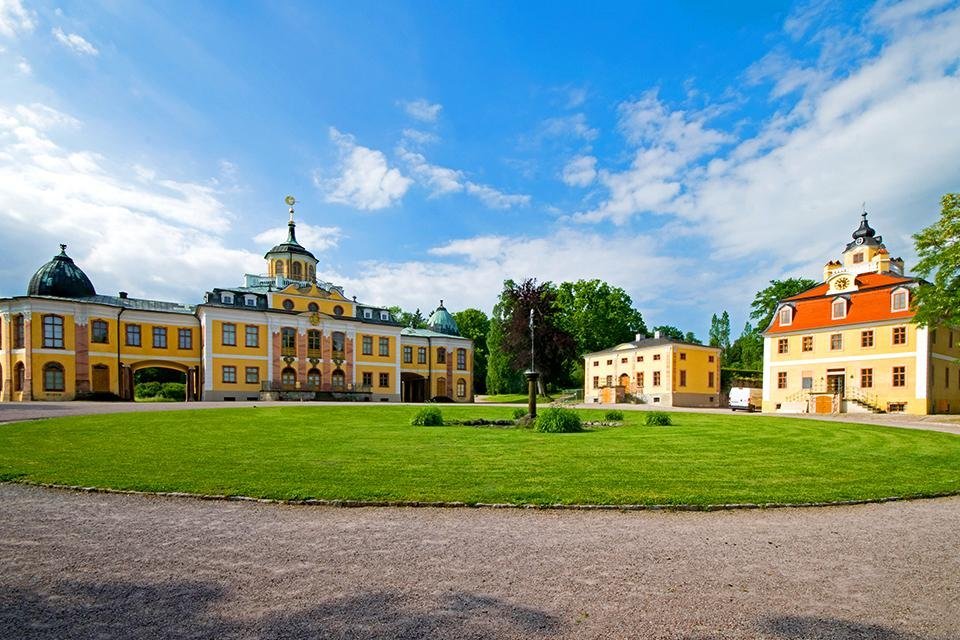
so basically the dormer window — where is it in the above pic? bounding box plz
[221,293,234,305]
[891,288,909,312]
[363,309,373,319]
[831,297,847,320]
[778,306,793,326]
[380,311,389,321]
[244,295,257,307]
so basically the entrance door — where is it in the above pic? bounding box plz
[91,365,110,393]
[827,373,845,396]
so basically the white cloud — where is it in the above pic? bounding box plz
[253,223,342,253]
[0,0,35,38]
[0,102,263,301]
[329,229,695,316]
[319,127,412,210]
[16,55,30,74]
[397,147,464,196]
[561,155,597,187]
[400,98,442,122]
[52,27,99,56]
[541,113,598,141]
[397,146,531,208]
[464,182,531,209]
[401,128,439,146]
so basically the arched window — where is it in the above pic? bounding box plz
[282,299,295,311]
[331,369,345,390]
[307,368,321,388]
[291,262,302,278]
[275,260,284,276]
[332,331,345,353]
[308,265,315,281]
[43,362,65,392]
[307,302,319,312]
[891,288,909,312]
[14,362,24,392]
[456,378,466,398]
[436,377,446,397]
[831,298,847,320]
[437,347,446,364]
[333,305,344,316]
[281,327,296,354]
[281,367,296,387]
[778,306,793,326]
[43,315,64,348]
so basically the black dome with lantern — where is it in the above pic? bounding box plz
[27,245,97,298]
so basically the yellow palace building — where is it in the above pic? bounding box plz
[0,204,474,403]
[762,212,960,415]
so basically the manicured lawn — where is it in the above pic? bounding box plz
[1,406,959,506]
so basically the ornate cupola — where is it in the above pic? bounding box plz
[27,244,96,298]
[842,207,890,276]
[427,300,460,336]
[264,196,318,283]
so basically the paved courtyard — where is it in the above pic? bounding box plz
[1,483,959,639]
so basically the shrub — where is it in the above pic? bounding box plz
[159,382,186,401]
[411,406,444,426]
[604,410,625,421]
[512,407,528,420]
[134,381,162,399]
[534,407,583,433]
[644,411,672,426]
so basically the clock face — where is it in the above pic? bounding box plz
[856,237,864,245]
[834,277,850,290]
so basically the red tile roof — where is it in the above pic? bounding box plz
[767,273,917,334]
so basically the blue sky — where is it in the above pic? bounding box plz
[1,0,958,340]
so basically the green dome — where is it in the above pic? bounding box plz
[427,300,459,336]
[264,220,317,260]
[27,245,96,298]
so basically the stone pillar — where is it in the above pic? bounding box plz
[271,331,282,383]
[446,360,454,397]
[344,337,354,387]
[296,330,308,383]
[321,334,332,391]
[75,323,90,395]
[22,316,33,401]
[525,370,540,418]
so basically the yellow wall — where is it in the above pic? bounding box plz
[209,320,268,357]
[584,343,720,401]
[356,333,397,362]
[268,286,353,316]
[764,321,932,414]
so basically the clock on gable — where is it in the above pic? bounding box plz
[833,276,850,291]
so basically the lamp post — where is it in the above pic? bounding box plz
[525,308,539,418]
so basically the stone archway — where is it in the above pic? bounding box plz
[401,372,426,403]
[123,360,198,401]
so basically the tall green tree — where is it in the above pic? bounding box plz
[497,278,577,390]
[912,193,960,328]
[726,322,763,370]
[555,279,647,356]
[452,308,489,394]
[651,325,700,343]
[750,278,818,330]
[388,305,427,329]
[708,311,731,350]
[486,279,523,395]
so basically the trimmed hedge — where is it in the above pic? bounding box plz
[644,411,672,426]
[604,410,625,421]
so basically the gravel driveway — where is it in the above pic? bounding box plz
[1,483,958,639]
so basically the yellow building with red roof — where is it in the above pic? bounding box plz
[762,212,960,415]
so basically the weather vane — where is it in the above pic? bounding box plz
[861,201,867,218]
[285,195,297,222]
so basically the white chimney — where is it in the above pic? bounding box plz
[635,333,643,342]
[654,330,661,339]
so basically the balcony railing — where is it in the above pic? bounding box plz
[260,381,372,393]
[280,346,296,356]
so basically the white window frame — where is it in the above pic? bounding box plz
[221,292,234,305]
[891,288,909,312]
[363,309,373,319]
[244,295,257,307]
[778,306,793,326]
[831,297,847,320]
[380,311,389,320]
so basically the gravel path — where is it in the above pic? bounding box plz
[1,483,958,639]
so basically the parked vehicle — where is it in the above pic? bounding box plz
[729,387,763,412]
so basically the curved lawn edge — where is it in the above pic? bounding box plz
[12,480,960,512]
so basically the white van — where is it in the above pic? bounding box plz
[729,387,763,412]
